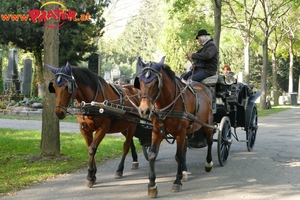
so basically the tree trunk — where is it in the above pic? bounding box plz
[213,0,221,72]
[298,76,300,104]
[271,51,279,106]
[244,39,250,84]
[288,39,294,93]
[41,2,60,156]
[260,39,268,110]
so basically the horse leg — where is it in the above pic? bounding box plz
[172,135,187,192]
[182,140,188,182]
[80,129,97,188]
[203,126,214,172]
[84,128,107,187]
[130,139,139,169]
[115,128,136,178]
[148,133,163,198]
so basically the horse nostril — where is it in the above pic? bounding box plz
[145,108,151,116]
[57,111,66,119]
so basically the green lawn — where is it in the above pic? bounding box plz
[0,129,142,196]
[257,105,293,117]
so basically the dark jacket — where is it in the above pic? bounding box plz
[192,39,219,76]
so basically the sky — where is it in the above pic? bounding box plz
[102,0,141,40]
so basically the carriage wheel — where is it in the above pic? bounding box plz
[142,145,150,161]
[246,106,258,152]
[217,116,232,166]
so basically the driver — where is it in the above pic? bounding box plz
[181,29,219,82]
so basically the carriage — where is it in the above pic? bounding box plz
[200,73,261,166]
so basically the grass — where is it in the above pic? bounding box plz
[257,105,293,117]
[0,129,142,196]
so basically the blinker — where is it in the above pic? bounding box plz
[145,70,151,78]
[57,75,61,83]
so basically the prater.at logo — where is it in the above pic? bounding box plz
[1,1,90,28]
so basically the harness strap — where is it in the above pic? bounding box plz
[152,110,215,130]
[109,83,124,105]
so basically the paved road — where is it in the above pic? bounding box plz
[1,107,300,199]
[0,118,80,133]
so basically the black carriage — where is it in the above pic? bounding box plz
[200,73,261,166]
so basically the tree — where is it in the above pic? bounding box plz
[41,2,60,156]
[254,0,292,110]
[269,25,284,106]
[0,0,44,97]
[212,0,222,52]
[99,0,166,75]
[160,0,215,73]
[0,0,109,97]
[223,0,258,84]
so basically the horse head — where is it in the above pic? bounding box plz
[46,62,76,119]
[134,56,165,119]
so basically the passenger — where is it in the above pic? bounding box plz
[181,29,219,82]
[222,64,232,77]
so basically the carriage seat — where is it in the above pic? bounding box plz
[201,75,219,86]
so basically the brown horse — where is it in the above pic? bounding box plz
[46,62,140,187]
[134,56,215,197]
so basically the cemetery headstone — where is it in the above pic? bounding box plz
[5,48,21,94]
[88,53,100,75]
[21,59,32,97]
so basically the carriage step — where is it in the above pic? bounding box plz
[237,139,248,142]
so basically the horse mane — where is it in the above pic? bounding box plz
[71,66,107,91]
[162,64,176,80]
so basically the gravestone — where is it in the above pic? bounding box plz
[5,48,21,94]
[21,59,32,97]
[88,53,100,75]
[111,65,120,81]
[104,71,111,81]
[0,49,3,93]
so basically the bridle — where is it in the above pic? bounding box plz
[48,72,78,113]
[135,63,189,114]
[135,64,163,105]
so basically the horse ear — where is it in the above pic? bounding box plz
[158,56,166,66]
[138,57,146,68]
[65,62,72,75]
[45,64,60,74]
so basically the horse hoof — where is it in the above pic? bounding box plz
[182,171,188,182]
[85,178,96,188]
[131,162,139,169]
[205,161,213,172]
[148,184,158,198]
[114,171,123,179]
[171,184,182,192]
